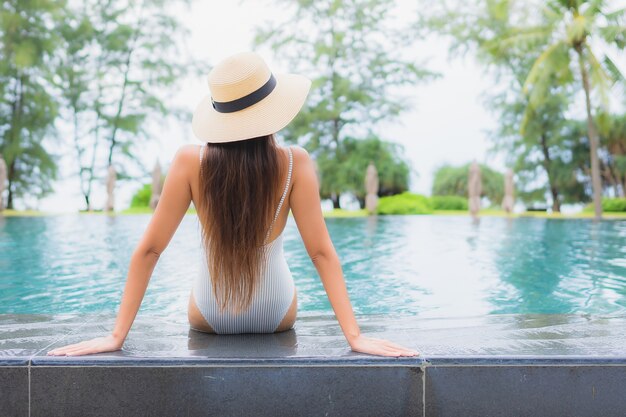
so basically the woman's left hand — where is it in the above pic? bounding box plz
[46,335,123,356]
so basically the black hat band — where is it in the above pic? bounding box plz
[211,73,277,113]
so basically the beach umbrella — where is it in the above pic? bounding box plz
[365,161,379,214]
[468,161,482,219]
[0,154,6,211]
[149,160,163,210]
[502,169,515,214]
[105,165,116,212]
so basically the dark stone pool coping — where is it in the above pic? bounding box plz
[3,312,626,416]
[5,354,626,366]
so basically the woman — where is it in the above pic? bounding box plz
[47,52,419,358]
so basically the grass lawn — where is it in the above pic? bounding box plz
[3,207,626,219]
[1,209,54,217]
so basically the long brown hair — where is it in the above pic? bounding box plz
[198,133,286,314]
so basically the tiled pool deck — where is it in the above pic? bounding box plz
[2,313,626,416]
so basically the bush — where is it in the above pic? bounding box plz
[430,195,468,210]
[376,192,433,215]
[130,183,151,208]
[603,198,626,212]
[583,198,626,212]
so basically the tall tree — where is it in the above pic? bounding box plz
[422,0,572,211]
[422,0,624,215]
[489,0,624,219]
[432,163,505,205]
[54,0,199,211]
[316,136,412,208]
[0,0,63,209]
[252,0,438,207]
[487,74,591,211]
[598,112,626,196]
[55,1,99,210]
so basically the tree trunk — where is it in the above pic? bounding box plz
[6,73,23,211]
[7,160,15,210]
[550,187,561,213]
[72,108,92,211]
[539,133,561,212]
[576,44,603,220]
[331,193,340,209]
[106,3,146,166]
[7,186,13,210]
[356,195,365,209]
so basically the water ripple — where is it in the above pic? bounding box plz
[1,215,626,320]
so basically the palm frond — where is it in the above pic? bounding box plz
[603,55,626,101]
[598,24,626,48]
[602,53,626,86]
[522,40,564,95]
[487,26,552,53]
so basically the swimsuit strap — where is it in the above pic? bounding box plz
[264,146,293,244]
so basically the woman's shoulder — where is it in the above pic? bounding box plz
[283,144,310,163]
[173,143,204,163]
[168,144,204,179]
[282,145,315,184]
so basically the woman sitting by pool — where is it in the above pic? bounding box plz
[47,52,418,358]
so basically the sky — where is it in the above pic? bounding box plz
[34,0,514,212]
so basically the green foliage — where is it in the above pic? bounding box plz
[599,112,626,197]
[253,0,439,150]
[0,0,198,210]
[252,0,438,206]
[584,198,626,213]
[130,183,151,208]
[0,0,64,208]
[316,136,412,205]
[432,163,504,204]
[602,198,626,212]
[53,0,200,210]
[430,195,468,210]
[486,76,589,210]
[376,192,433,215]
[422,0,626,214]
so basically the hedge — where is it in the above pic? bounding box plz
[584,198,626,212]
[376,192,433,215]
[430,195,468,210]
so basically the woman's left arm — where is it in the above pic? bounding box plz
[47,145,196,356]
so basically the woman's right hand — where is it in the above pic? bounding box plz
[348,335,419,357]
[46,334,123,357]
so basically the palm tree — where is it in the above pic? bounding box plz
[502,0,624,220]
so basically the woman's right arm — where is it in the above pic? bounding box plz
[289,146,419,357]
[47,145,196,356]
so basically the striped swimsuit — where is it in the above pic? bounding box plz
[192,144,296,334]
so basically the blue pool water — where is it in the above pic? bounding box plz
[1,214,625,319]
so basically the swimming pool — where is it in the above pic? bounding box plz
[1,214,625,319]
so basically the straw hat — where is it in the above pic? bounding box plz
[191,51,312,143]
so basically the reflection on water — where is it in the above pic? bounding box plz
[1,214,626,320]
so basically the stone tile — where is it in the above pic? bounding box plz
[425,365,626,417]
[0,367,28,417]
[34,312,422,363]
[31,366,423,417]
[425,355,626,366]
[7,312,626,360]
